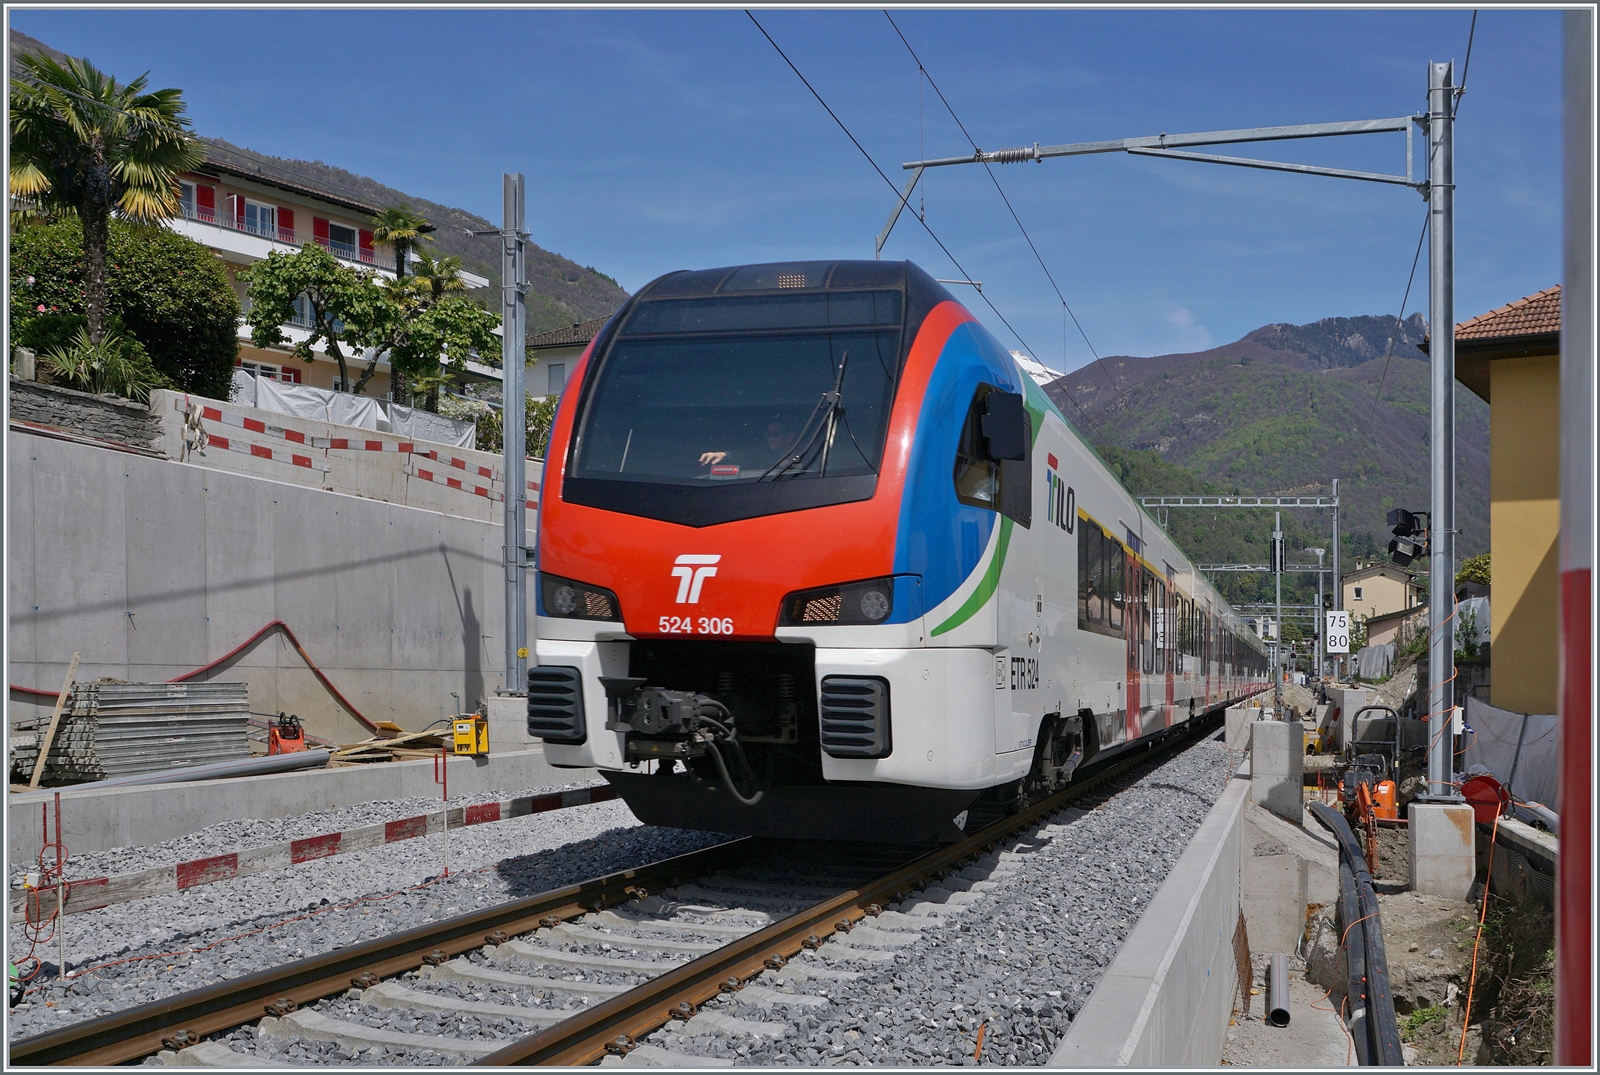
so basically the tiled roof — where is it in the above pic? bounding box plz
[197,138,383,217]
[528,316,608,349]
[1456,285,1561,341]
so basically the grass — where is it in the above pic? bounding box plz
[1402,1005,1448,1038]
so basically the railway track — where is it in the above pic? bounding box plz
[10,710,1225,1068]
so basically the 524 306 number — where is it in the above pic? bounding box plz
[658,616,734,635]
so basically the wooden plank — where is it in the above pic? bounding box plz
[28,653,79,789]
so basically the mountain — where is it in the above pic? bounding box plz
[1046,312,1490,583]
[8,30,630,336]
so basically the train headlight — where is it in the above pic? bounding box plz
[540,573,622,621]
[780,577,895,626]
[858,589,891,621]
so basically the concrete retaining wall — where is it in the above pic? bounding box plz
[7,746,592,861]
[10,378,161,448]
[8,432,539,744]
[1052,762,1250,1067]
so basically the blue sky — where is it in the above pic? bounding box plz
[12,7,1563,370]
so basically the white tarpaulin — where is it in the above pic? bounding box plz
[229,368,258,408]
[387,401,476,449]
[1461,695,1560,811]
[255,377,384,431]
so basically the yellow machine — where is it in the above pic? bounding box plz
[452,714,489,756]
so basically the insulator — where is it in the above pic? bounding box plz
[987,146,1035,164]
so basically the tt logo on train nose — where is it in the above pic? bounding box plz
[671,554,721,604]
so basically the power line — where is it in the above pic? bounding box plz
[1366,210,1430,431]
[745,10,1113,446]
[881,11,1125,416]
[1459,10,1479,97]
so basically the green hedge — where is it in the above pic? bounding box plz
[10,218,241,399]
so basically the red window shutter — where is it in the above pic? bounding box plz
[197,185,215,213]
[277,207,294,240]
[286,366,302,384]
[358,229,374,260]
[313,217,330,247]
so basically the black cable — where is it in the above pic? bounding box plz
[1459,11,1479,98]
[746,11,1113,447]
[1366,211,1430,431]
[882,12,1125,413]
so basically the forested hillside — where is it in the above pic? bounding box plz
[1049,312,1491,588]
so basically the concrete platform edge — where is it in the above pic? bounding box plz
[9,747,596,861]
[1050,758,1251,1067]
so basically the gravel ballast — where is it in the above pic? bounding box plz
[638,734,1237,1066]
[8,797,728,1041]
[7,780,601,890]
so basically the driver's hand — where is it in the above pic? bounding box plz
[699,451,728,465]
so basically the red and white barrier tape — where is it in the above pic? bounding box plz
[10,784,618,920]
[204,433,330,472]
[178,400,502,480]
[405,463,503,501]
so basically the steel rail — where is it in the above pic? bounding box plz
[476,711,1226,1066]
[12,707,1231,1068]
[6,840,759,1067]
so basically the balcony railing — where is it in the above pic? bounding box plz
[181,206,378,267]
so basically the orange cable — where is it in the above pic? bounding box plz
[1457,811,1502,1064]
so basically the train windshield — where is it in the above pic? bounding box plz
[571,292,903,490]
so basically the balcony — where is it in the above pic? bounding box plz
[177,206,380,269]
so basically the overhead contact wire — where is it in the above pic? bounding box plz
[745,11,1113,447]
[882,12,1126,415]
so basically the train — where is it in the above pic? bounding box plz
[527,259,1270,842]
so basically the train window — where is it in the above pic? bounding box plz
[1108,545,1125,631]
[1077,522,1121,639]
[1141,572,1155,674]
[1153,580,1166,674]
[954,384,1032,527]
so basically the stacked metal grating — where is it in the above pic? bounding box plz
[9,682,252,785]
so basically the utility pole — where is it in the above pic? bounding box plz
[1331,477,1342,681]
[1307,547,1326,682]
[500,174,529,697]
[1272,512,1285,715]
[1423,63,1459,802]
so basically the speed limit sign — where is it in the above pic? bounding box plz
[1326,610,1351,654]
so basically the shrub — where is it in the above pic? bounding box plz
[39,326,172,403]
[10,218,240,398]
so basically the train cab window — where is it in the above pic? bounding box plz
[1078,521,1125,639]
[953,384,1032,526]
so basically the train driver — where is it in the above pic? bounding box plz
[698,415,793,470]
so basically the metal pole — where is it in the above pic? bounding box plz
[501,174,529,696]
[1556,9,1593,1064]
[1331,478,1341,682]
[1424,62,1458,801]
[1274,512,1284,714]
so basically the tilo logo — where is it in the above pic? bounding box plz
[671,555,721,604]
[1045,453,1075,533]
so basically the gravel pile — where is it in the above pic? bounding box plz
[9,800,729,1042]
[643,735,1237,1066]
[8,780,599,889]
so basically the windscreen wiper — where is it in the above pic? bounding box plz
[759,351,849,482]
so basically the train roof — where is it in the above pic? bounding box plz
[634,259,956,303]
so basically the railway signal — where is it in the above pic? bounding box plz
[1386,507,1430,567]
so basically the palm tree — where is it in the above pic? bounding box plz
[10,53,204,345]
[404,250,469,303]
[370,204,433,279]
